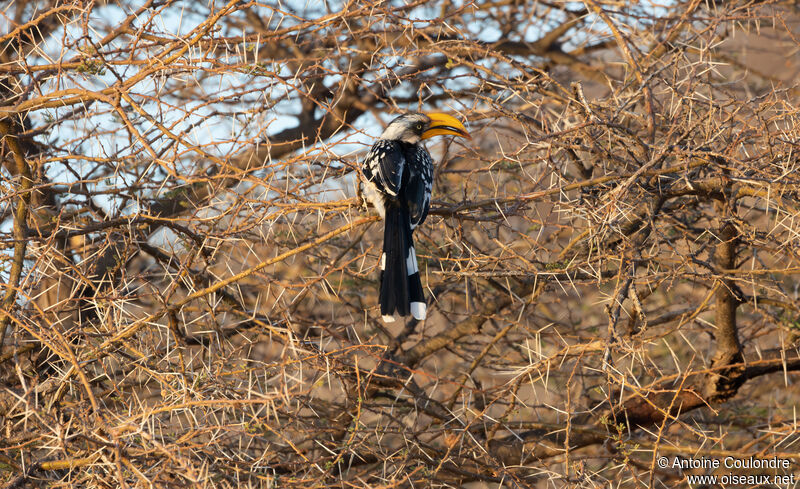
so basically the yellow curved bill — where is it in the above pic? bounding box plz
[422,113,471,140]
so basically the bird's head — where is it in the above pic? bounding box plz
[380,112,470,144]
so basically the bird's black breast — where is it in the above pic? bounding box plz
[363,139,433,229]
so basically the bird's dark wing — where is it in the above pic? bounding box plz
[403,144,433,228]
[363,139,405,197]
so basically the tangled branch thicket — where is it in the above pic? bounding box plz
[1,0,800,487]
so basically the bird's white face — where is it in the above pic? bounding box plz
[379,112,470,144]
[379,113,431,144]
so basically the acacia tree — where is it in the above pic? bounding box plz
[1,0,800,487]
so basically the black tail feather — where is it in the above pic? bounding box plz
[379,206,426,322]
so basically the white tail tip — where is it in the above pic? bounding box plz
[382,315,396,323]
[410,302,427,320]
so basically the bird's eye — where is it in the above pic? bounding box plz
[416,123,423,131]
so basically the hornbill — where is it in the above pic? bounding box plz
[362,112,470,322]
